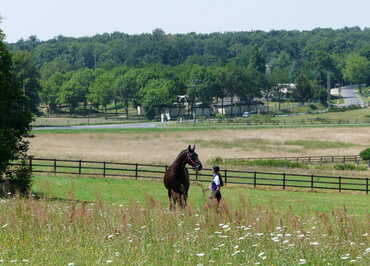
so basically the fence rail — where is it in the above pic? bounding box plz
[231,155,364,164]
[9,157,369,194]
[185,118,370,126]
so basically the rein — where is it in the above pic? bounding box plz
[186,152,198,167]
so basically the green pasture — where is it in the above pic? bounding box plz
[32,174,370,215]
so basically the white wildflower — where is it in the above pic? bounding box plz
[194,227,200,231]
[222,224,230,229]
[1,224,8,229]
[67,263,74,266]
[196,253,205,257]
[22,259,30,263]
[232,250,240,256]
[310,242,319,246]
[238,237,245,240]
[218,243,225,247]
[271,237,279,242]
[209,260,215,263]
[196,264,203,266]
[140,225,146,229]
[258,252,265,257]
[234,245,239,249]
[282,240,289,244]
[10,260,16,263]
[362,233,368,237]
[298,259,306,264]
[297,234,305,238]
[214,231,222,234]
[255,233,263,237]
[350,260,356,263]
[364,248,370,254]
[340,254,350,260]
[106,260,113,264]
[115,252,120,257]
[107,234,114,239]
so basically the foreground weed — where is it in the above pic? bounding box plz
[0,196,369,265]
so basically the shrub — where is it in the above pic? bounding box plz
[359,148,370,161]
[1,160,32,197]
[334,163,356,171]
[244,159,305,168]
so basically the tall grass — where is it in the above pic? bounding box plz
[0,196,369,265]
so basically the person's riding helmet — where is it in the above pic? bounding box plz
[213,166,220,172]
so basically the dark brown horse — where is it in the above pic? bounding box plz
[164,145,202,210]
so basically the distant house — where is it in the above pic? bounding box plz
[278,83,296,94]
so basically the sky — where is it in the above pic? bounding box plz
[1,0,370,43]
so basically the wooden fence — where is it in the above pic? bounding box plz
[11,157,369,194]
[189,118,370,126]
[232,155,363,164]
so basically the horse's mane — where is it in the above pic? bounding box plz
[175,149,188,161]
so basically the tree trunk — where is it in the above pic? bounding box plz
[125,100,129,119]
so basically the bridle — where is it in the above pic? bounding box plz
[186,151,198,168]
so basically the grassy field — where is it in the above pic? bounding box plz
[0,175,369,265]
[32,175,370,215]
[29,126,370,178]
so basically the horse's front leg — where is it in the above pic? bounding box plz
[180,192,188,208]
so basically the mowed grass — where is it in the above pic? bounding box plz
[0,175,369,265]
[32,175,370,215]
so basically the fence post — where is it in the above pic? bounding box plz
[79,160,82,176]
[29,156,33,172]
[311,175,314,191]
[339,176,342,192]
[283,173,286,190]
[253,171,257,188]
[135,163,138,180]
[54,159,57,174]
[196,170,198,181]
[366,178,368,194]
[103,162,106,178]
[224,169,227,186]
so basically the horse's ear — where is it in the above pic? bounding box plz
[192,144,196,151]
[188,145,191,152]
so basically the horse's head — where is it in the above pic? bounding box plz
[185,145,203,171]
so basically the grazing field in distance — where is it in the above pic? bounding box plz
[29,126,370,167]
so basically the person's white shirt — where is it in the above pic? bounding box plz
[213,174,220,186]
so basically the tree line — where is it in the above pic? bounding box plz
[8,27,370,118]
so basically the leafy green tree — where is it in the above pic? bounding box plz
[293,74,315,104]
[0,26,32,194]
[40,72,70,114]
[58,68,95,113]
[342,54,370,88]
[139,79,175,119]
[11,51,41,114]
[249,46,266,74]
[88,71,115,111]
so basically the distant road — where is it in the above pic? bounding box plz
[32,122,160,130]
[337,85,365,107]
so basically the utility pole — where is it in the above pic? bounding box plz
[327,71,331,109]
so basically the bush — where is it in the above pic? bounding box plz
[359,148,370,161]
[1,160,32,197]
[245,159,305,168]
[334,163,356,171]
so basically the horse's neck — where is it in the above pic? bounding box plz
[171,151,187,170]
